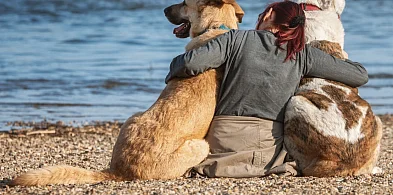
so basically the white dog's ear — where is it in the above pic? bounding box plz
[334,0,346,15]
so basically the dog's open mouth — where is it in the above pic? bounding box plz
[173,22,191,38]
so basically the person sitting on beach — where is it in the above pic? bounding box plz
[165,1,368,178]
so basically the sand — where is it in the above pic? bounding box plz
[1,115,392,194]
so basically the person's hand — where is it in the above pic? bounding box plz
[342,50,349,59]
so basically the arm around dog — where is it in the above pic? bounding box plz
[303,45,369,87]
[165,30,237,84]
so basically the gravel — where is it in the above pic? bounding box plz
[1,114,393,194]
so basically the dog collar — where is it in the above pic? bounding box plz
[300,3,340,20]
[197,24,232,36]
[217,24,231,31]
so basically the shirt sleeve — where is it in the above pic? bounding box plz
[165,30,236,84]
[302,45,369,87]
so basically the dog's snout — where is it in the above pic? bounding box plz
[164,7,170,16]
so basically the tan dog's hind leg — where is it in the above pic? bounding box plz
[162,139,209,179]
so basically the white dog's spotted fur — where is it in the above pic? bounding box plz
[291,79,367,144]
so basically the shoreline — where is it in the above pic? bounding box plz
[2,114,392,136]
[1,114,392,194]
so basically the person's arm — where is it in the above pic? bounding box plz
[165,30,237,84]
[302,45,368,87]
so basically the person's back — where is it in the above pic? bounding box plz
[169,29,367,123]
[216,30,304,122]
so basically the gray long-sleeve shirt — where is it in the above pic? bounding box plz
[165,30,368,122]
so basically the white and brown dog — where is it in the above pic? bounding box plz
[285,40,383,177]
[284,0,383,177]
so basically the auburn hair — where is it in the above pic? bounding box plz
[260,1,306,62]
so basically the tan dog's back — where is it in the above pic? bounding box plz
[284,41,383,177]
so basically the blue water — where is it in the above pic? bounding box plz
[0,0,392,130]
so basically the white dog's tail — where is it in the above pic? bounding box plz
[11,165,116,186]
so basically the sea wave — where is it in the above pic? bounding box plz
[369,73,393,79]
[0,0,180,15]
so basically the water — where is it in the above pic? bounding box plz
[0,0,392,130]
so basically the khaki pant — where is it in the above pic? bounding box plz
[193,116,297,178]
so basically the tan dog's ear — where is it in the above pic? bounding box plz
[208,0,244,23]
[230,2,244,23]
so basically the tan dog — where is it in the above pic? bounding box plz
[11,0,244,186]
[284,40,383,177]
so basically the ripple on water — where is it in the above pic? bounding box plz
[0,0,392,130]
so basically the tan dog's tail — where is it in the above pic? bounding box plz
[11,165,116,186]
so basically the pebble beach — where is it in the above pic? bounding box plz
[0,114,392,195]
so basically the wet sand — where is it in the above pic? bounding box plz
[1,115,393,194]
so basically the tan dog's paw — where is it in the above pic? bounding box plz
[184,139,210,160]
[163,139,210,179]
